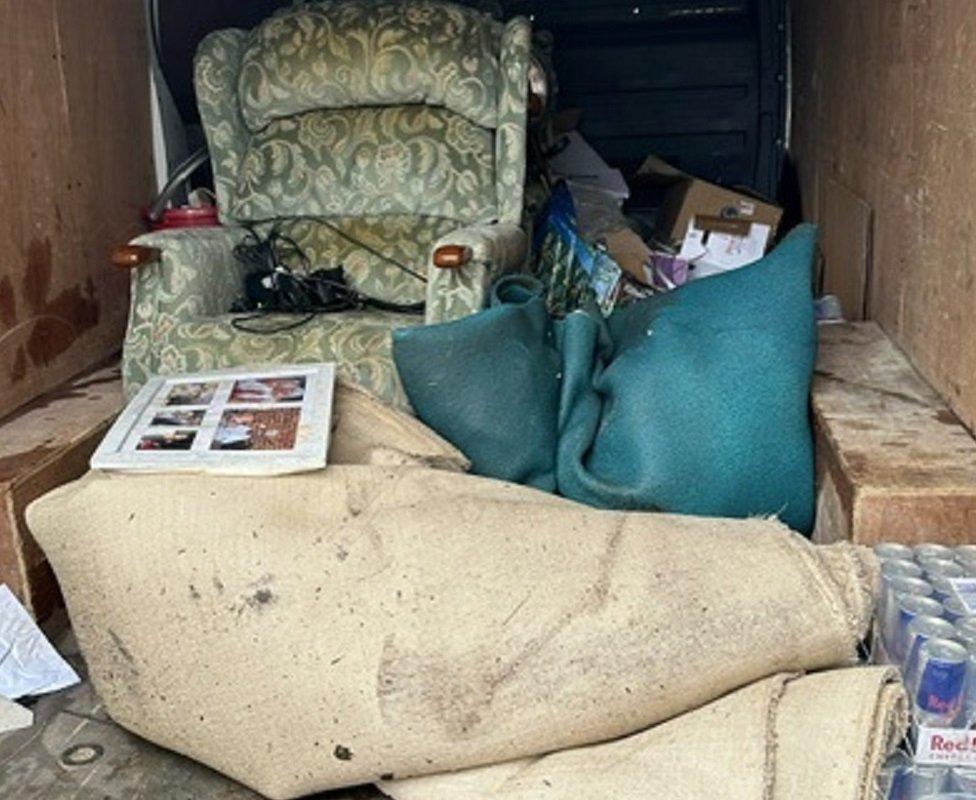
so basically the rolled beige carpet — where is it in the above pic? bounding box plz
[28,455,877,799]
[382,666,907,800]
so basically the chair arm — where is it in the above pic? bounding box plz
[122,226,249,395]
[126,226,250,319]
[425,222,528,325]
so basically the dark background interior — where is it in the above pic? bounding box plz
[150,0,786,200]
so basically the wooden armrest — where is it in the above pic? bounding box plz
[432,244,472,270]
[111,244,161,270]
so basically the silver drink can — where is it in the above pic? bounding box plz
[884,764,949,800]
[875,542,915,562]
[882,559,924,580]
[961,640,976,730]
[957,555,976,577]
[943,596,971,625]
[928,574,958,602]
[957,616,976,646]
[921,558,966,580]
[881,577,935,659]
[902,615,957,689]
[913,637,968,727]
[915,543,955,561]
[893,594,944,663]
[955,544,976,562]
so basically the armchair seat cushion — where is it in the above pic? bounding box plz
[280,213,458,304]
[156,309,421,409]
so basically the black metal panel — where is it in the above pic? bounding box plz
[509,0,786,197]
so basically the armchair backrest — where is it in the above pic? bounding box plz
[195,1,531,229]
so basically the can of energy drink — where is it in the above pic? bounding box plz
[955,544,976,562]
[915,543,955,561]
[875,542,916,563]
[928,574,958,603]
[955,547,976,575]
[957,616,976,646]
[883,763,949,800]
[913,637,968,727]
[921,558,966,580]
[881,577,936,659]
[943,595,971,625]
[882,559,924,580]
[960,640,976,730]
[893,594,944,663]
[902,615,957,688]
[957,555,976,577]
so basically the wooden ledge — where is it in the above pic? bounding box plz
[812,323,976,545]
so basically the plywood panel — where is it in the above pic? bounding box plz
[0,1,154,421]
[792,0,976,431]
[819,178,873,321]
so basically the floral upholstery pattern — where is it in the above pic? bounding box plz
[157,310,417,411]
[279,214,457,305]
[233,106,497,225]
[123,227,251,394]
[123,227,419,408]
[124,2,531,406]
[239,1,502,131]
[193,30,251,222]
[496,17,532,224]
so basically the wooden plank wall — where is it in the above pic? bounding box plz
[792,0,976,431]
[0,2,154,421]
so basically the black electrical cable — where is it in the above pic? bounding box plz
[244,214,429,284]
[230,224,425,335]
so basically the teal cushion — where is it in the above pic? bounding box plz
[393,224,818,533]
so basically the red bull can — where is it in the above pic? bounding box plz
[882,559,924,580]
[892,594,944,662]
[928,574,958,603]
[958,559,976,578]
[956,550,976,576]
[875,542,916,562]
[902,615,957,689]
[915,543,954,561]
[942,596,971,625]
[961,640,976,729]
[921,558,966,580]
[913,637,968,727]
[881,577,935,659]
[955,544,976,562]
[882,763,949,800]
[957,616,976,646]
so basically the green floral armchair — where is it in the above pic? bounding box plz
[123,0,532,408]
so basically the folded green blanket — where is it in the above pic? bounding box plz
[393,224,818,532]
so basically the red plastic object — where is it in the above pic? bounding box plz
[148,205,220,231]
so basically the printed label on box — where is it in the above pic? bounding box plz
[917,728,976,766]
[950,578,976,615]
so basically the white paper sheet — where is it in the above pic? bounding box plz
[0,584,79,699]
[549,131,630,200]
[0,694,33,734]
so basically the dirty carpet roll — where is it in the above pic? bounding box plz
[29,464,876,799]
[382,666,907,800]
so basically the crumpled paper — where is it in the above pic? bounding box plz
[0,584,78,700]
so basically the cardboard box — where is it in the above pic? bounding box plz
[635,155,783,247]
[678,215,774,280]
